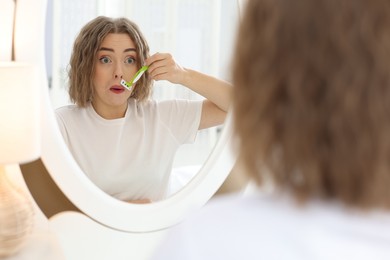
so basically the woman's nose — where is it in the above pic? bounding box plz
[114,65,123,79]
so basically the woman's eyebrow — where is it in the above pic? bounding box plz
[99,47,114,52]
[98,47,136,53]
[124,48,136,53]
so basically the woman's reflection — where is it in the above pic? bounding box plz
[55,16,232,203]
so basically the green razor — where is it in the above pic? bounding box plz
[121,65,149,91]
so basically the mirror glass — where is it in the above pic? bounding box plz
[44,0,239,201]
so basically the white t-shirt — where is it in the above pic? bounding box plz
[55,99,202,201]
[152,190,390,260]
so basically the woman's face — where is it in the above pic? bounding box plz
[92,33,139,118]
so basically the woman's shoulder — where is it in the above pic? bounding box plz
[55,104,88,121]
[55,104,80,114]
[158,190,390,259]
[184,189,390,244]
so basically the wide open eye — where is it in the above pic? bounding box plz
[99,56,111,64]
[125,57,136,64]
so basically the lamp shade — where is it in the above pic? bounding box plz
[0,62,40,164]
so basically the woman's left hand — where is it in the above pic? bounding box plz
[145,52,186,84]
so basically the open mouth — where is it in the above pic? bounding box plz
[110,85,125,94]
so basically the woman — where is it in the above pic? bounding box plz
[151,0,390,258]
[55,16,231,203]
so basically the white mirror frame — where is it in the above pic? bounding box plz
[43,101,236,232]
[16,0,237,232]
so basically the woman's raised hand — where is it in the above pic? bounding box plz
[146,52,186,85]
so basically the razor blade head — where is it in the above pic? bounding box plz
[120,65,148,91]
[120,79,132,91]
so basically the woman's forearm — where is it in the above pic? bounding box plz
[180,68,232,112]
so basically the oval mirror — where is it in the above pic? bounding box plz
[18,0,238,233]
[47,0,239,200]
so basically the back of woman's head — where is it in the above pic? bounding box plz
[233,0,390,208]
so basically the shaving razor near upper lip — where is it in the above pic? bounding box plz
[120,65,149,91]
